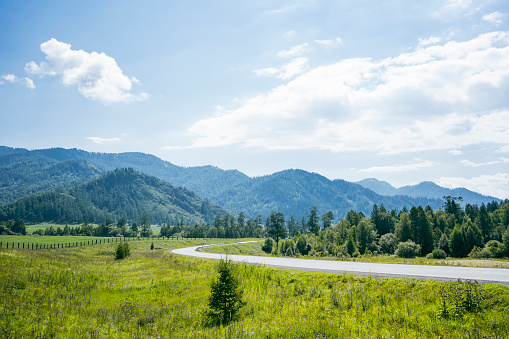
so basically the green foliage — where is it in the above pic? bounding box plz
[378,233,396,254]
[261,238,275,254]
[114,242,131,259]
[267,212,287,249]
[395,240,421,258]
[438,280,486,319]
[207,258,245,325]
[431,248,447,259]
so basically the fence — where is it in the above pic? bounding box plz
[0,234,211,250]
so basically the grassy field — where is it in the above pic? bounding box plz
[1,238,508,338]
[202,241,509,269]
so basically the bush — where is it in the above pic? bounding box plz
[207,258,245,325]
[395,240,421,258]
[280,239,295,256]
[261,238,275,254]
[114,242,131,259]
[432,249,447,259]
[378,233,396,255]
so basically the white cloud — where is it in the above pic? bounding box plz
[418,36,441,46]
[483,12,504,26]
[436,173,509,199]
[460,159,503,167]
[24,78,35,89]
[254,57,308,79]
[315,38,343,46]
[190,31,509,154]
[2,74,18,83]
[277,43,309,57]
[360,159,434,173]
[449,150,464,155]
[25,38,148,104]
[87,137,121,144]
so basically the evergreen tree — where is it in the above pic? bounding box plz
[139,211,152,238]
[477,204,492,242]
[395,213,412,243]
[307,206,320,235]
[267,212,287,251]
[208,258,245,325]
[321,211,334,229]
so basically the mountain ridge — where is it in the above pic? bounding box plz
[0,146,502,220]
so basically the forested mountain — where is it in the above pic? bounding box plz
[200,169,443,220]
[357,178,498,206]
[0,146,500,221]
[0,168,228,225]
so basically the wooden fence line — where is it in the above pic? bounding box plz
[0,235,227,250]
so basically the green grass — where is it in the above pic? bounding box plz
[1,239,508,338]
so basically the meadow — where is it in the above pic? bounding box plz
[1,237,508,338]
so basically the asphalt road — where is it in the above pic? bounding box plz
[172,242,509,285]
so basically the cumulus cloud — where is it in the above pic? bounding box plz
[277,43,309,57]
[25,38,148,104]
[1,73,35,89]
[436,173,509,199]
[24,78,35,89]
[483,12,504,25]
[189,31,509,154]
[2,74,18,83]
[254,57,308,79]
[87,137,121,144]
[360,159,434,173]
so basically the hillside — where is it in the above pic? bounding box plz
[357,178,499,206]
[0,146,500,220]
[0,168,228,225]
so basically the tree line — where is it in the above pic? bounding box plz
[263,197,509,259]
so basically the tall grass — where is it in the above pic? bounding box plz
[1,239,508,338]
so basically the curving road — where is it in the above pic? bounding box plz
[172,242,509,285]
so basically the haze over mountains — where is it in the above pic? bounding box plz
[0,146,501,224]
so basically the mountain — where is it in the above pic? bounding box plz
[0,168,228,225]
[357,178,499,206]
[0,146,500,221]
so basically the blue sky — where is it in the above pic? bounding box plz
[1,0,508,199]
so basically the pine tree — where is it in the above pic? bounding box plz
[208,258,245,324]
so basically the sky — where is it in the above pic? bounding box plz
[0,0,508,199]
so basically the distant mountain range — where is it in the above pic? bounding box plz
[356,178,498,207]
[0,146,502,223]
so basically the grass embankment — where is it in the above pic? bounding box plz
[203,241,509,269]
[1,238,508,338]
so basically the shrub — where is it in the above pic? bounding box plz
[296,236,312,255]
[207,258,245,325]
[395,240,421,258]
[261,238,275,254]
[378,233,396,255]
[114,242,131,260]
[432,249,447,259]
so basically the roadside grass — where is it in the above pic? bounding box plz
[203,241,509,269]
[1,239,508,338]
